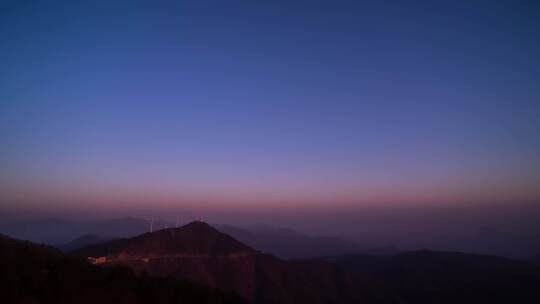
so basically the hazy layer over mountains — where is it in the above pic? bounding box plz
[2,202,540,259]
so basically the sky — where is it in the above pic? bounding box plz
[1,0,539,215]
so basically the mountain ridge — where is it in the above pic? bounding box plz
[70,221,540,304]
[72,221,257,259]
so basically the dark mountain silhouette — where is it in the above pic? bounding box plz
[0,233,247,304]
[72,221,540,304]
[72,221,256,258]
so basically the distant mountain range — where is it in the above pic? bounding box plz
[3,216,540,260]
[69,221,540,304]
[0,217,151,245]
[216,224,398,258]
[2,217,395,259]
[59,234,112,252]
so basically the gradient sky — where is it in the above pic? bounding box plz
[1,0,539,213]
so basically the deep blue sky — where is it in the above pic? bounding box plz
[1,0,539,213]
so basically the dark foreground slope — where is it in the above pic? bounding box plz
[73,221,540,304]
[0,234,247,304]
[311,251,540,303]
[532,253,540,265]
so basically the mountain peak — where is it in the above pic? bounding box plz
[73,221,257,259]
[181,220,216,231]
